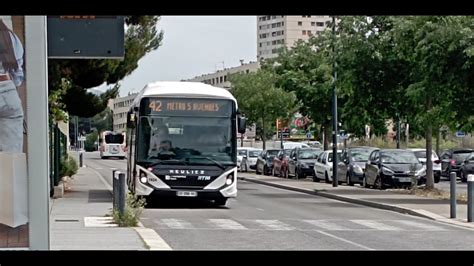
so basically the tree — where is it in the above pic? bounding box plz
[389,16,474,188]
[229,69,298,150]
[48,16,164,119]
[264,34,337,150]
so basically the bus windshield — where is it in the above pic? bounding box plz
[137,116,234,165]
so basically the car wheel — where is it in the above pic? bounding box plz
[375,176,384,190]
[325,172,330,183]
[363,176,370,188]
[256,163,261,175]
[272,167,276,177]
[434,174,440,184]
[461,171,467,183]
[284,168,289,179]
[297,168,305,179]
[346,173,353,186]
[264,165,269,176]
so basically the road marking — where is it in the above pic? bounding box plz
[256,208,265,211]
[394,220,447,231]
[160,218,194,229]
[315,230,374,250]
[208,219,247,230]
[254,220,294,231]
[303,220,348,231]
[134,227,172,250]
[84,217,118,227]
[351,220,401,231]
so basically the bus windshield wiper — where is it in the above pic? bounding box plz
[186,156,225,170]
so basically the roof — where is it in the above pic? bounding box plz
[132,81,237,107]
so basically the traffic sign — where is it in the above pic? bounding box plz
[455,131,466,138]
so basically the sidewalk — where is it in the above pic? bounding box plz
[238,172,474,229]
[50,166,148,250]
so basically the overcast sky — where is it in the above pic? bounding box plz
[92,16,257,96]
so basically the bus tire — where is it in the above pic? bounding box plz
[214,198,227,206]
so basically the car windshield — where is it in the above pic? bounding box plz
[238,150,247,156]
[283,149,292,156]
[267,150,280,157]
[381,151,419,164]
[453,152,472,161]
[350,149,372,162]
[249,150,261,157]
[298,149,321,159]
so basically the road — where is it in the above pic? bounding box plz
[436,177,468,194]
[83,151,474,250]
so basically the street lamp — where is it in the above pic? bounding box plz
[332,16,338,187]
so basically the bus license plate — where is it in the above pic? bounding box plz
[177,191,197,197]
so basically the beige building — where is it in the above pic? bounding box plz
[112,93,138,132]
[257,15,331,60]
[183,60,259,89]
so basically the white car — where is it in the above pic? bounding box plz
[283,142,310,149]
[238,148,262,172]
[314,150,343,183]
[409,148,441,183]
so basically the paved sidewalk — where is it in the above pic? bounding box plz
[50,166,148,250]
[238,172,474,229]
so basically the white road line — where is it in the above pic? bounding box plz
[351,220,401,231]
[254,220,294,231]
[303,220,349,231]
[134,227,172,250]
[160,218,194,229]
[394,220,447,231]
[256,208,265,211]
[315,230,374,250]
[208,219,247,230]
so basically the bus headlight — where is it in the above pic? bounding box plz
[140,171,147,183]
[226,174,234,185]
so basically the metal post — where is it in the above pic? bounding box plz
[396,117,401,149]
[54,123,60,186]
[332,16,338,187]
[280,127,284,149]
[450,172,457,219]
[79,152,83,167]
[112,169,117,210]
[118,172,126,218]
[468,174,474,222]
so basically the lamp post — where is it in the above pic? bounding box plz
[332,16,338,187]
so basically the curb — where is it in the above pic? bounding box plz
[239,176,474,230]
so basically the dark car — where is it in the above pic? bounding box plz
[256,149,280,175]
[440,149,474,179]
[364,149,425,189]
[288,148,322,179]
[460,152,474,182]
[337,146,377,186]
[272,149,292,178]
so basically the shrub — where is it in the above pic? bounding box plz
[60,155,78,177]
[112,193,146,227]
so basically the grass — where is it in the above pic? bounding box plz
[112,193,146,227]
[388,186,468,204]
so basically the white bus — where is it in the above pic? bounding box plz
[125,82,246,206]
[99,131,127,159]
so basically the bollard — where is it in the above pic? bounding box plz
[79,152,83,167]
[118,172,126,218]
[112,169,117,210]
[468,174,474,222]
[450,172,457,219]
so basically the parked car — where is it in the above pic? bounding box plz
[364,149,425,189]
[337,146,377,186]
[307,141,322,148]
[288,148,322,179]
[256,149,280,175]
[283,142,310,149]
[272,149,292,178]
[313,149,342,183]
[440,149,474,179]
[460,152,474,182]
[240,148,262,172]
[410,148,441,183]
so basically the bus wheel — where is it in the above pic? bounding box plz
[214,198,227,206]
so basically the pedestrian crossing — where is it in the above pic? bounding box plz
[153,218,449,232]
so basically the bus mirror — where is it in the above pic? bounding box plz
[127,112,136,129]
[238,116,246,134]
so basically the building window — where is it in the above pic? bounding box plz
[282,21,284,26]
[307,15,311,18]
[311,21,315,26]
[267,41,270,45]
[302,30,307,35]
[307,30,312,36]
[220,76,223,83]
[272,31,277,37]
[267,16,271,20]
[298,21,302,26]
[316,22,324,27]
[224,75,227,82]
[272,15,276,19]
[246,69,250,73]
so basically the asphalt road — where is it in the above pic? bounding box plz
[83,151,474,250]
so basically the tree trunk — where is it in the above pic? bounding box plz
[261,117,266,150]
[323,124,329,151]
[426,124,434,189]
[435,127,440,157]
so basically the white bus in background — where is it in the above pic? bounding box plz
[99,131,127,159]
[125,82,246,206]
